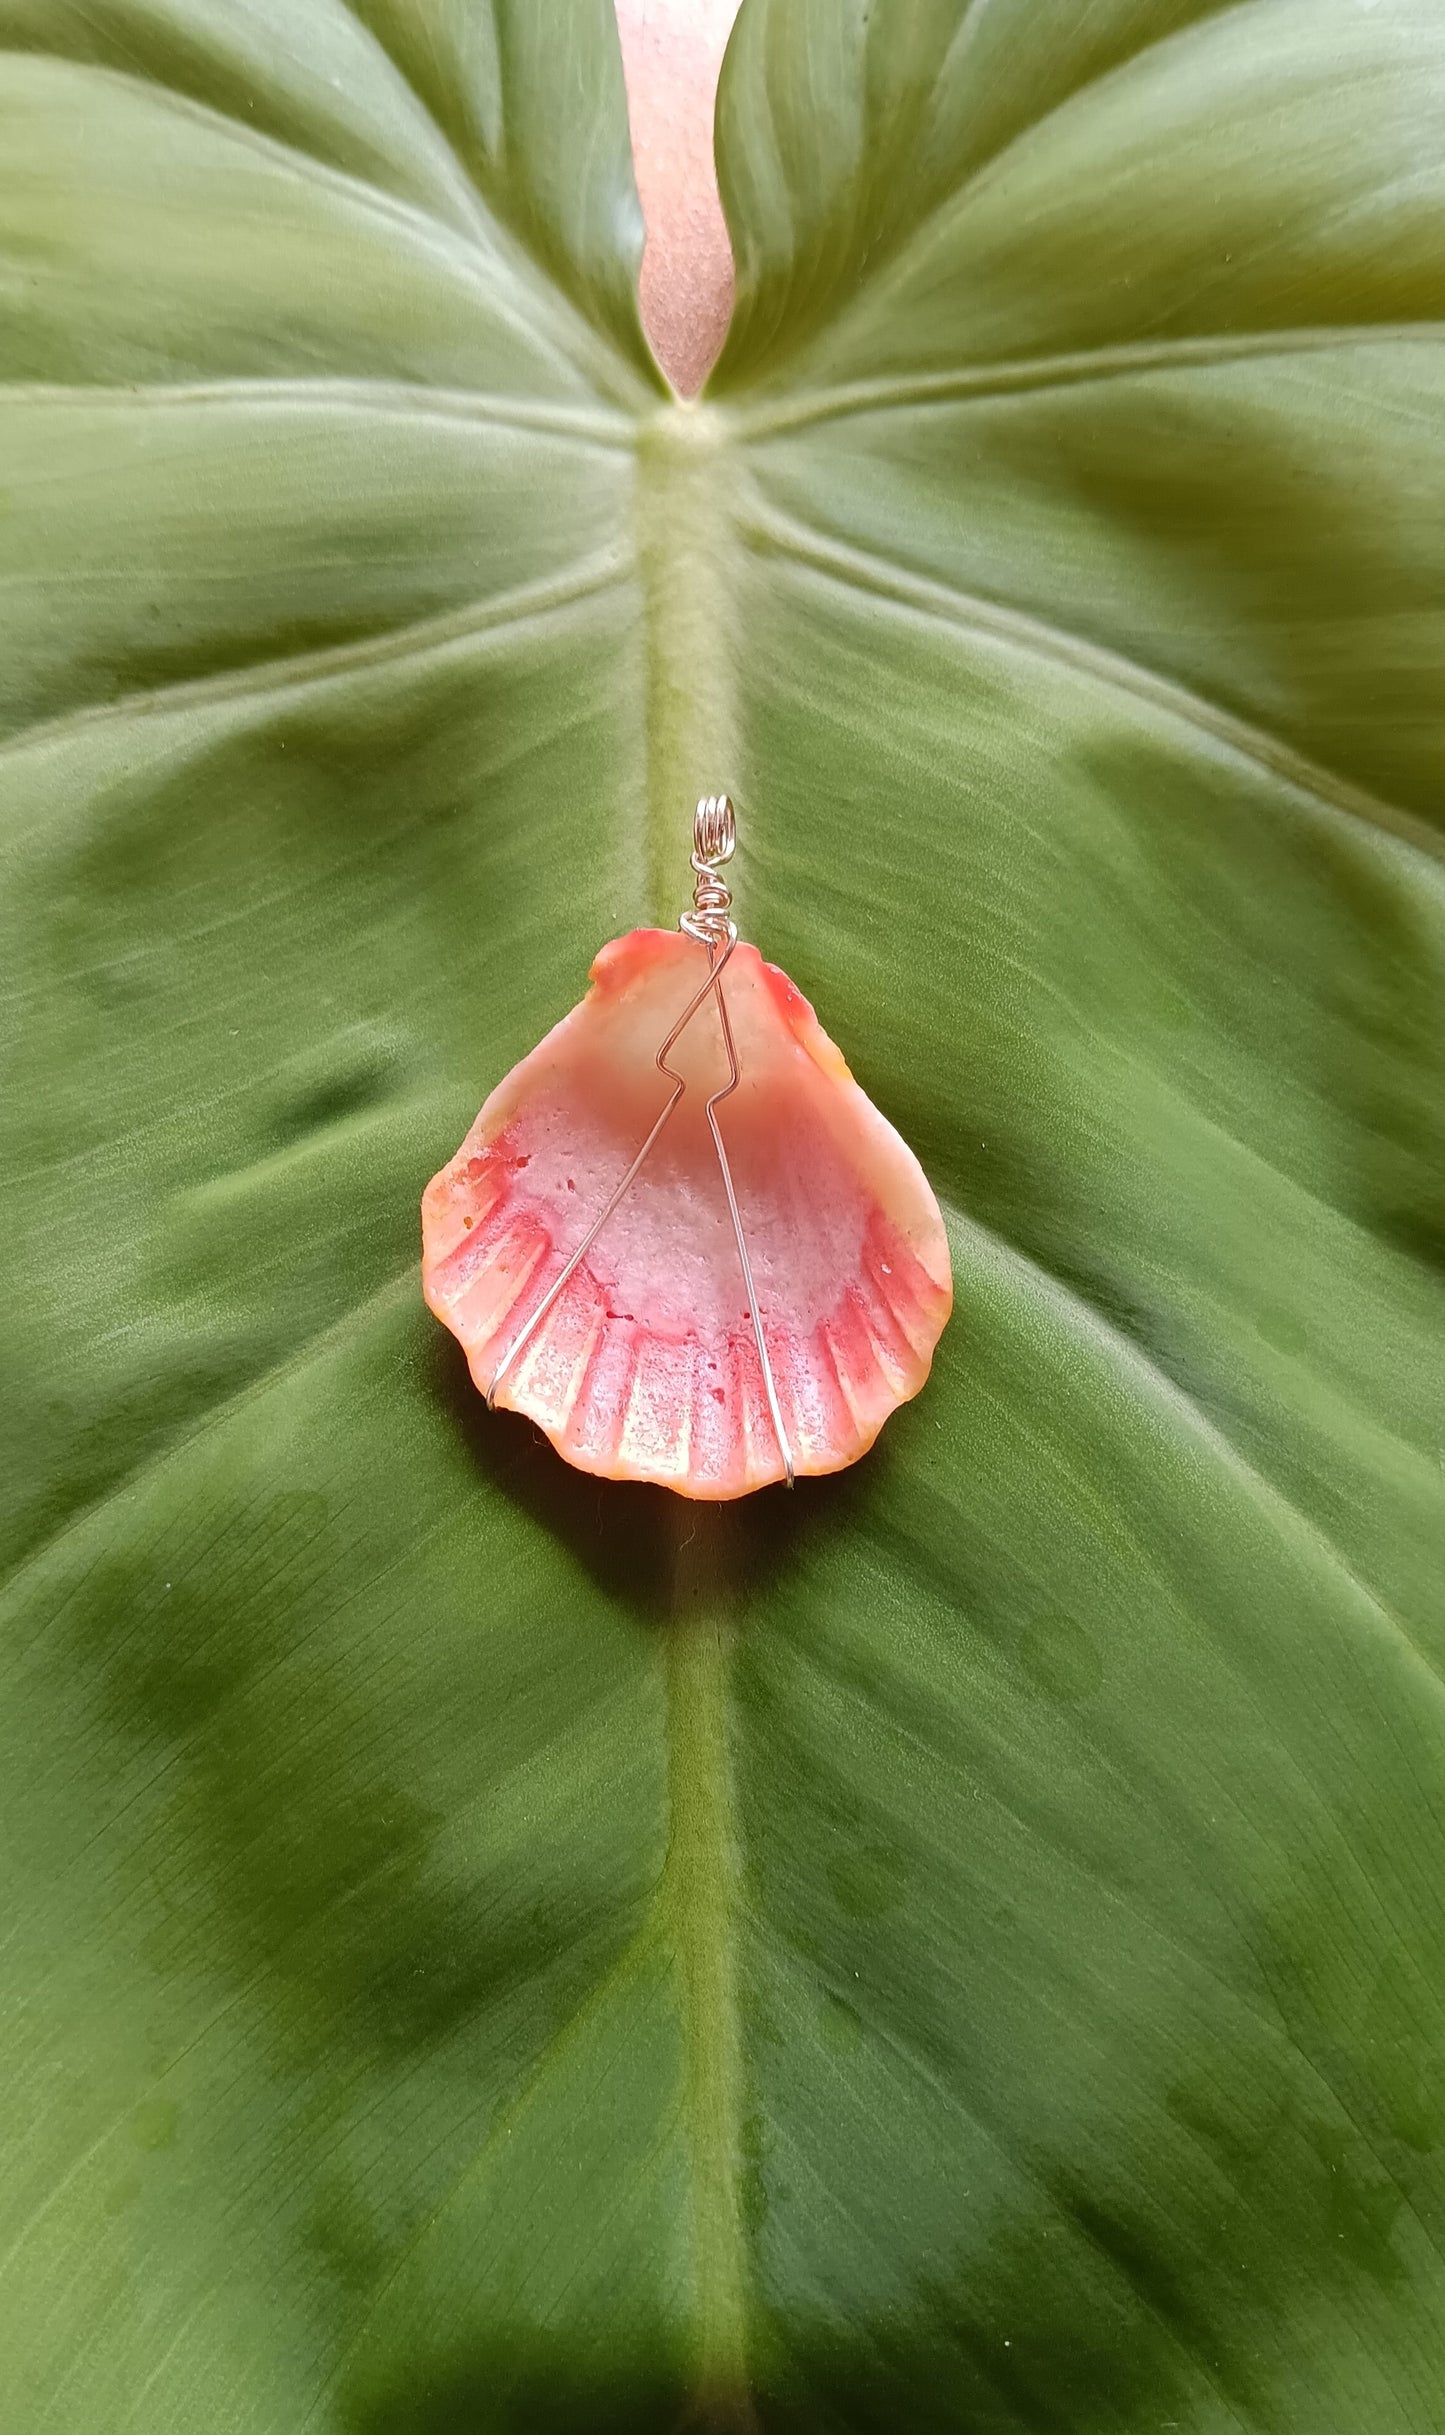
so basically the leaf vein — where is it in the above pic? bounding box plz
[0,548,631,768]
[748,501,1445,873]
[0,1267,418,1627]
[939,1197,1445,1722]
[0,48,630,402]
[0,376,634,446]
[737,323,1445,435]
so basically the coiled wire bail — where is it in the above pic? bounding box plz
[681,793,737,950]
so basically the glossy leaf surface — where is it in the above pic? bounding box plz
[2,2,1443,2428]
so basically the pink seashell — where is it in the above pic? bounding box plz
[421,928,952,1498]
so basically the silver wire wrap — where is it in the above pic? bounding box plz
[681,792,738,949]
[488,795,795,1487]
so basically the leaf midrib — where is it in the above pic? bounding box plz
[662,1607,757,2425]
[632,400,758,2415]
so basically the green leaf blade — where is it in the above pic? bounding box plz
[2,0,1443,2427]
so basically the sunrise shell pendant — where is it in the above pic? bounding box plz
[421,798,952,1498]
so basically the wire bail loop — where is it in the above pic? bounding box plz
[681,792,737,950]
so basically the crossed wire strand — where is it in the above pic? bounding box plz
[487,796,795,1486]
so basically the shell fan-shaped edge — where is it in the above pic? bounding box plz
[422,930,952,1499]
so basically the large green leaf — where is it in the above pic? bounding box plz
[3,1,1443,2426]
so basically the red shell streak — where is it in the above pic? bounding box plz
[421,929,952,1498]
